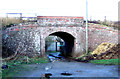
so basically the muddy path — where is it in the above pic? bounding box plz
[13,59,118,78]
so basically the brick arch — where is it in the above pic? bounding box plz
[44,31,76,57]
[39,27,84,57]
[44,29,77,39]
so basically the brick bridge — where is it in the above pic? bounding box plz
[3,16,118,58]
[37,16,86,57]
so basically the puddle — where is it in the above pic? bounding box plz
[61,72,72,76]
[43,73,52,78]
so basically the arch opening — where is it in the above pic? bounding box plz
[45,31,75,57]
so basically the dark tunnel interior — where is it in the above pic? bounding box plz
[49,31,75,57]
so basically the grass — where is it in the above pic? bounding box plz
[90,58,120,65]
[2,57,49,77]
[27,57,49,64]
[2,64,28,77]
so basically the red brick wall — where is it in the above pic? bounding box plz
[37,16,84,26]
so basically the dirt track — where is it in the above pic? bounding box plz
[13,60,118,78]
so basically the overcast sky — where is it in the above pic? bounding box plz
[0,0,119,21]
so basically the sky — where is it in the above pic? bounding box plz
[0,0,119,21]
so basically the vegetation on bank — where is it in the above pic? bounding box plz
[2,57,49,77]
[75,43,119,65]
[3,57,49,66]
[2,64,28,77]
[75,50,119,65]
[75,54,119,65]
[0,17,28,26]
[88,20,119,30]
[90,58,120,65]
[0,17,28,30]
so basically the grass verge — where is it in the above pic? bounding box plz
[2,57,49,77]
[90,58,120,65]
[2,64,28,77]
